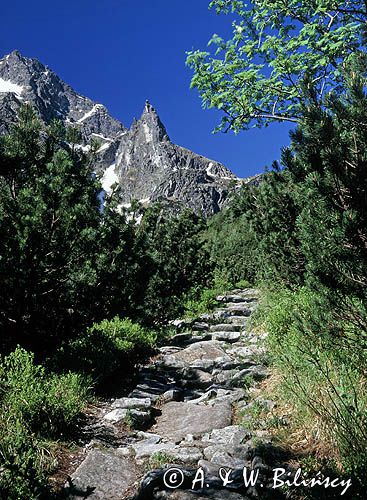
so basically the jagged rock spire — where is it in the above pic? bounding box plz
[0,51,240,216]
[132,100,170,143]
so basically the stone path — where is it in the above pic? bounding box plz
[64,289,290,499]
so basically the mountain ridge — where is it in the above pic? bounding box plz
[0,50,244,216]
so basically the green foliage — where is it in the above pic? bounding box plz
[207,65,367,292]
[138,206,212,323]
[206,170,305,286]
[263,287,367,480]
[235,279,252,289]
[241,373,254,391]
[0,347,90,498]
[187,0,366,131]
[0,105,214,498]
[91,197,152,326]
[183,274,232,317]
[148,451,175,469]
[0,347,89,438]
[184,288,219,317]
[0,419,50,500]
[61,317,156,384]
[203,65,367,480]
[286,68,367,301]
[0,105,102,354]
[205,199,259,285]
[0,105,212,356]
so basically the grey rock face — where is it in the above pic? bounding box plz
[66,449,137,499]
[111,397,152,410]
[132,439,176,460]
[202,425,250,446]
[0,50,244,216]
[0,93,20,134]
[114,101,239,216]
[153,400,232,443]
[0,51,125,142]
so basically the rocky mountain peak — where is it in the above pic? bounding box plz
[131,100,170,144]
[5,50,22,62]
[0,51,244,216]
[0,50,125,140]
[0,50,48,87]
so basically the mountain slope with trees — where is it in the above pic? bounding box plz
[1,0,367,498]
[189,0,367,489]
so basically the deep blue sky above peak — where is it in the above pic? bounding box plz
[1,0,293,177]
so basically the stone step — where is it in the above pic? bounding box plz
[211,331,241,343]
[180,374,213,390]
[168,332,212,347]
[65,449,137,499]
[216,294,251,303]
[152,400,232,442]
[227,315,249,326]
[209,323,241,332]
[138,371,172,384]
[189,332,212,342]
[232,288,259,296]
[191,321,209,331]
[168,331,192,345]
[111,397,151,410]
[224,304,252,316]
[138,376,172,388]
[128,389,161,402]
[158,346,181,355]
[104,407,151,425]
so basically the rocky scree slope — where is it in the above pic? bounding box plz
[63,289,291,500]
[0,50,243,216]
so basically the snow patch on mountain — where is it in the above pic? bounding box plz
[206,161,237,181]
[101,164,119,195]
[92,133,114,142]
[97,142,112,153]
[143,123,153,143]
[0,78,23,97]
[77,104,104,123]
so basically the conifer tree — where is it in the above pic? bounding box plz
[0,106,101,352]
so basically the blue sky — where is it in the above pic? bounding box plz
[0,0,294,177]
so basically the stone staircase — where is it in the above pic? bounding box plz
[64,289,288,500]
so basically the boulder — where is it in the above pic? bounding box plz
[153,400,232,443]
[104,408,150,425]
[131,440,176,459]
[210,324,241,332]
[66,449,137,499]
[211,332,241,343]
[111,397,151,410]
[202,425,251,446]
[169,446,203,464]
[162,341,231,370]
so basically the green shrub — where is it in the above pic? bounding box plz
[183,275,232,318]
[0,347,90,499]
[62,317,156,382]
[205,203,260,286]
[0,418,50,500]
[0,347,90,438]
[183,288,220,318]
[235,279,252,289]
[262,287,367,481]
